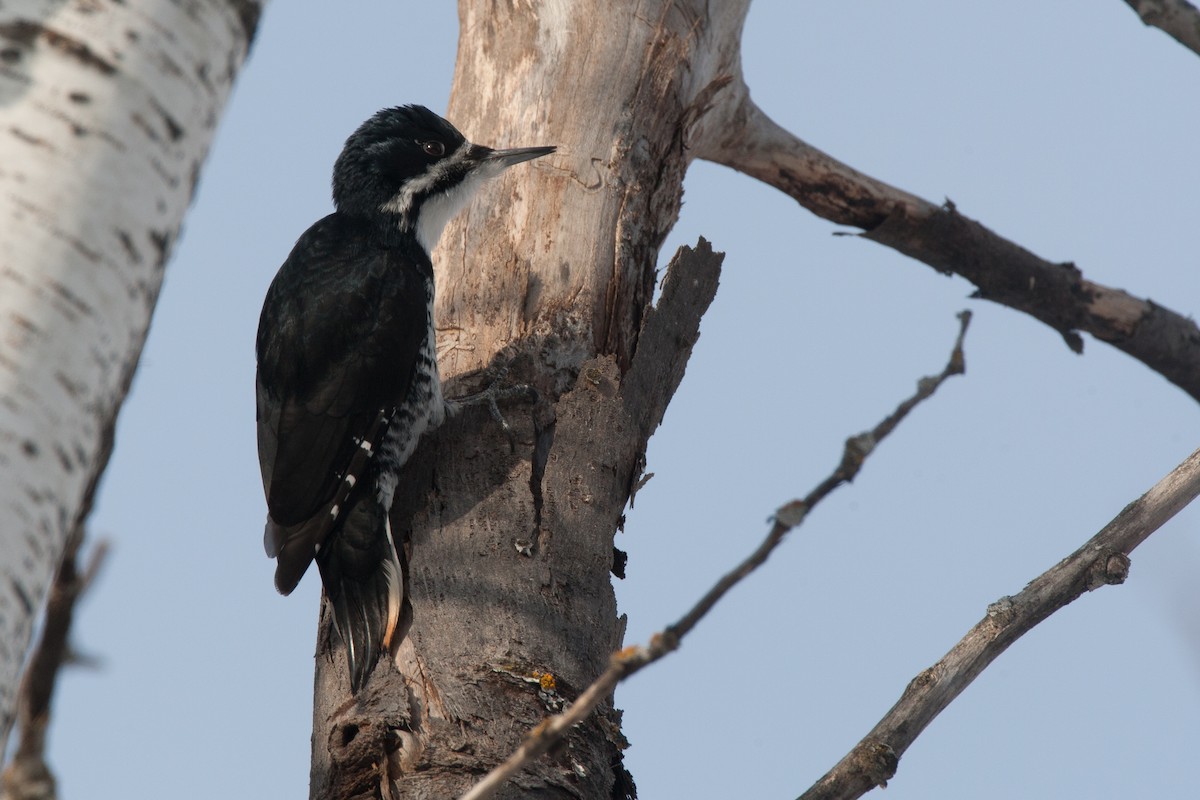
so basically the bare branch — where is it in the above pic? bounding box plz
[1,531,109,800]
[695,92,1200,404]
[1123,0,1200,57]
[799,446,1200,800]
[458,313,972,800]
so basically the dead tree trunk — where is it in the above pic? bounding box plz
[309,3,745,798]
[0,0,261,751]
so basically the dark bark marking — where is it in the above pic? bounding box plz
[0,21,116,75]
[150,99,184,142]
[9,127,50,150]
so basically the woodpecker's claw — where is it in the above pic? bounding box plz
[487,384,538,452]
[452,374,537,452]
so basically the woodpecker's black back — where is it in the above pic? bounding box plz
[256,217,429,583]
[257,214,431,691]
[256,105,553,693]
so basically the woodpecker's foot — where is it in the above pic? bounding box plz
[451,372,537,452]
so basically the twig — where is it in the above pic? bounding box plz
[1122,0,1200,57]
[1,532,109,800]
[798,446,1200,800]
[458,312,972,800]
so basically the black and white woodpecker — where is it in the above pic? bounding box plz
[255,105,554,692]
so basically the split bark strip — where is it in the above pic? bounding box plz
[312,241,723,800]
[458,312,973,800]
[695,91,1200,403]
[1122,0,1200,57]
[799,446,1200,800]
[1,530,108,800]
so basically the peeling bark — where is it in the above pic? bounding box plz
[311,238,722,798]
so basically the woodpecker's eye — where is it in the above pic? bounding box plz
[420,140,445,157]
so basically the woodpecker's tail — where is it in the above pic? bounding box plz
[315,495,403,694]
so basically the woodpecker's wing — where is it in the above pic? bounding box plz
[256,213,430,594]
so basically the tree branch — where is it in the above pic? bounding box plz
[458,312,972,800]
[799,445,1200,800]
[1,530,108,800]
[1122,0,1200,57]
[695,92,1200,404]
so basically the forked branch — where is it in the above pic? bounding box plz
[458,312,973,800]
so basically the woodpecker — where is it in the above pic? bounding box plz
[256,105,554,692]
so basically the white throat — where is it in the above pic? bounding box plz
[413,170,488,256]
[379,141,508,257]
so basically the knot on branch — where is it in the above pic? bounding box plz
[902,666,938,700]
[1085,551,1130,590]
[838,432,876,480]
[647,629,680,657]
[773,499,808,529]
[986,595,1018,626]
[848,739,898,789]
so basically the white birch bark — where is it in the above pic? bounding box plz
[0,0,257,749]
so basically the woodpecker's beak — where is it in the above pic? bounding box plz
[474,144,556,169]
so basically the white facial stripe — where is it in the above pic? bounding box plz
[380,139,473,221]
[380,139,513,256]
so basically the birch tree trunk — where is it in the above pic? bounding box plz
[0,0,259,750]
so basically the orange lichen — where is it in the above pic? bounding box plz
[535,671,557,692]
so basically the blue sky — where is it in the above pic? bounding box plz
[49,2,1200,798]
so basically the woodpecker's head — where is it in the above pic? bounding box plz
[331,105,555,253]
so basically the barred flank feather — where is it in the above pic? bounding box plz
[255,106,552,696]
